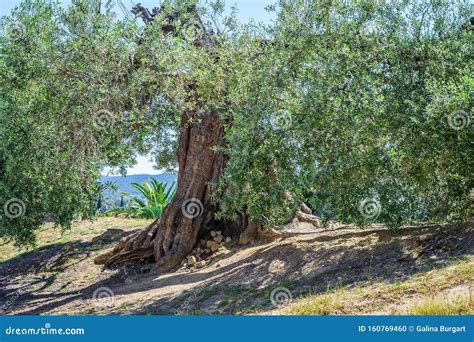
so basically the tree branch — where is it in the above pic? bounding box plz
[131,3,160,23]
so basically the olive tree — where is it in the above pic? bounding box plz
[1,0,471,271]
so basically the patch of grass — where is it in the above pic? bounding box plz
[188,308,205,315]
[198,286,219,298]
[280,278,294,289]
[175,293,188,303]
[408,295,473,315]
[218,298,230,307]
[291,294,343,315]
[284,257,473,315]
[0,217,152,263]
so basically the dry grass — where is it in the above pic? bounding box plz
[288,257,474,315]
[408,295,473,315]
[0,217,152,263]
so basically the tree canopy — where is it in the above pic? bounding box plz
[0,0,472,246]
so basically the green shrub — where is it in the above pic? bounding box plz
[109,179,176,219]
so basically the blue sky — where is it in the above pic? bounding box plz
[1,0,275,24]
[1,0,276,175]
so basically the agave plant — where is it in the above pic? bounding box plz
[109,179,177,219]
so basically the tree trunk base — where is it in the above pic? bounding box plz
[95,214,284,272]
[94,110,300,272]
[238,220,282,245]
[94,220,158,268]
[96,110,238,272]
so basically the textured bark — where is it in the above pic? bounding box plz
[95,3,276,272]
[97,109,230,271]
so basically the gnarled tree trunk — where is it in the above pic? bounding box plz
[97,109,231,271]
[95,3,287,272]
[96,103,278,272]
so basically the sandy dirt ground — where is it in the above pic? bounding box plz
[0,220,472,315]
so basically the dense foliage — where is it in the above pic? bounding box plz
[0,0,472,246]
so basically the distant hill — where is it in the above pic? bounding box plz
[99,173,177,209]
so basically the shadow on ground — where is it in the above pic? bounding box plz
[1,221,472,315]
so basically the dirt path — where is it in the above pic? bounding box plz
[0,220,472,315]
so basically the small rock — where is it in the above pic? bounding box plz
[210,231,217,237]
[216,231,222,236]
[187,256,197,266]
[206,240,220,252]
[204,248,211,254]
[225,237,231,243]
[213,235,223,243]
[196,261,206,268]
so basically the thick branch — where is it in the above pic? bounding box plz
[131,3,159,23]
